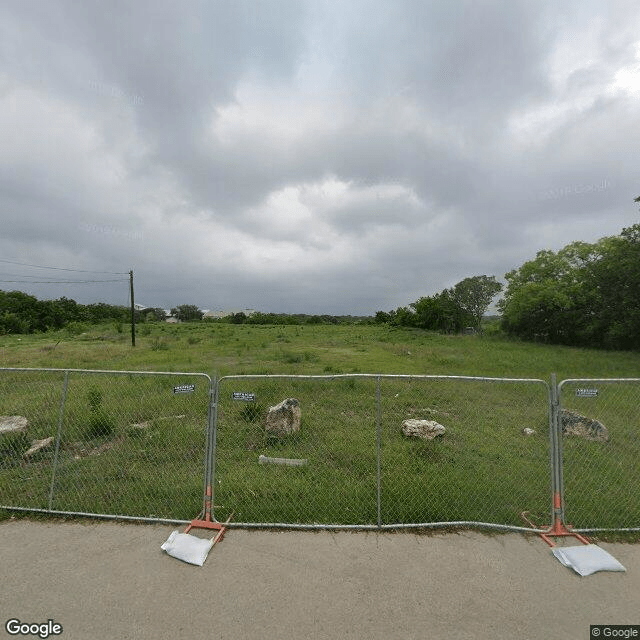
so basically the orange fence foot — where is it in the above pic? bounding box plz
[540,519,590,547]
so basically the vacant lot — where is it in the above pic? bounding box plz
[1,323,639,532]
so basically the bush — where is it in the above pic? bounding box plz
[84,385,115,439]
[138,324,152,336]
[85,408,116,439]
[65,321,87,336]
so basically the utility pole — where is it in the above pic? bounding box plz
[130,269,135,347]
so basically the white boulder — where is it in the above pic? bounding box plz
[265,398,301,437]
[402,419,445,441]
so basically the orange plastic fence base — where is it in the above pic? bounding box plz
[184,485,232,545]
[526,493,591,548]
[539,520,590,548]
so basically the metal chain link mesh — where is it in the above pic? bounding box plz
[13,369,638,532]
[214,375,552,529]
[0,369,67,510]
[0,369,211,521]
[559,379,640,530]
[380,376,551,527]
[214,375,379,526]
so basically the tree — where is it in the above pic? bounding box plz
[229,311,246,324]
[499,225,640,348]
[451,275,502,330]
[170,304,203,322]
[142,307,167,322]
[499,242,599,345]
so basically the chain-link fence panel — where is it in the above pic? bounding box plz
[379,376,552,529]
[214,375,379,526]
[1,368,211,521]
[558,378,640,531]
[0,369,67,511]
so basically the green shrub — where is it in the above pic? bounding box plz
[86,386,103,410]
[83,385,115,439]
[138,324,152,336]
[85,408,116,439]
[65,321,86,336]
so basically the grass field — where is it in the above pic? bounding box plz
[1,321,639,532]
[1,320,640,378]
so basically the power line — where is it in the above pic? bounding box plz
[0,279,127,284]
[0,258,127,275]
[0,271,99,281]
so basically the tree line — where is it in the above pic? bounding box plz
[376,219,640,351]
[375,275,502,334]
[0,290,130,334]
[3,214,639,350]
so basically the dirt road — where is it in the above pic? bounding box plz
[1,519,638,639]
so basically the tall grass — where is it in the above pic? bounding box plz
[1,322,639,530]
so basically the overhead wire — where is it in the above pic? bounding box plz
[0,279,126,284]
[0,258,127,275]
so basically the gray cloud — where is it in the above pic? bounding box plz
[1,0,639,315]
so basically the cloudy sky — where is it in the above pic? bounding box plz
[1,1,639,315]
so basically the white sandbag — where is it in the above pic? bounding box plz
[161,530,214,566]
[552,544,626,576]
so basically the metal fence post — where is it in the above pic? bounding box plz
[208,374,219,522]
[48,369,69,510]
[552,373,566,527]
[548,373,565,526]
[376,375,382,529]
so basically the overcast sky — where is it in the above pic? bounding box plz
[1,1,639,315]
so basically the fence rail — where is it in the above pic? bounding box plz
[1,369,638,534]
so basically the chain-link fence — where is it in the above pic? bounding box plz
[0,368,212,522]
[214,374,552,530]
[6,369,638,534]
[379,376,552,529]
[214,375,380,527]
[557,378,640,532]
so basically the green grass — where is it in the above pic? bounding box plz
[1,322,639,534]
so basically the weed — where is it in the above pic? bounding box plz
[138,324,152,337]
[85,408,116,439]
[241,402,264,422]
[150,337,169,351]
[84,385,115,439]
[0,431,30,467]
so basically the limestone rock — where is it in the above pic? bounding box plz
[23,437,54,458]
[265,398,301,437]
[402,419,445,441]
[561,409,609,442]
[0,416,28,435]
